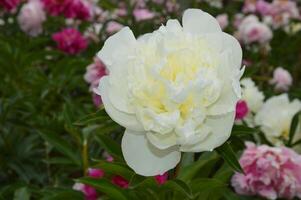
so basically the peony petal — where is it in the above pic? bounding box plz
[122,130,181,176]
[98,77,144,131]
[222,33,242,69]
[97,27,136,69]
[180,111,235,152]
[166,19,182,33]
[146,131,178,149]
[182,9,222,35]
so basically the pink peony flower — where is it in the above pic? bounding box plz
[111,175,129,189]
[232,142,301,200]
[155,172,168,185]
[42,0,71,16]
[256,0,272,16]
[84,57,107,90]
[235,100,249,120]
[106,21,124,34]
[269,67,292,91]
[133,8,155,21]
[88,168,105,178]
[216,14,229,30]
[17,0,46,37]
[64,0,91,20]
[0,0,20,11]
[237,15,273,45]
[242,0,257,13]
[52,28,88,55]
[73,183,98,200]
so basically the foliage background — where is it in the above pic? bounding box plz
[1,0,301,199]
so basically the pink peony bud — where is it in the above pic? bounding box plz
[111,175,129,189]
[17,0,46,37]
[235,100,249,120]
[269,67,292,91]
[73,183,98,200]
[88,168,105,178]
[155,172,168,185]
[256,0,272,16]
[52,28,88,55]
[232,142,301,200]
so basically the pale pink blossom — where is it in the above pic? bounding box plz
[242,0,257,13]
[84,57,107,91]
[235,100,249,120]
[233,13,244,28]
[256,0,272,16]
[232,142,301,200]
[106,21,124,34]
[0,0,20,11]
[237,15,273,45]
[52,28,88,55]
[216,14,228,30]
[269,67,293,91]
[17,0,46,37]
[133,8,155,21]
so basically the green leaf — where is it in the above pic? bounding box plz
[95,134,123,159]
[41,190,84,200]
[288,111,301,146]
[231,125,257,137]
[162,179,194,199]
[94,160,134,180]
[13,187,30,200]
[77,177,129,200]
[223,189,241,200]
[38,131,81,166]
[213,163,234,183]
[190,178,227,194]
[178,152,219,182]
[216,142,243,174]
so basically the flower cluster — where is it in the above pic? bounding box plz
[52,28,88,55]
[232,142,301,200]
[41,0,92,20]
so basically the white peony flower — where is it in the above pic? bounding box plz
[255,94,301,145]
[96,9,243,176]
[241,78,264,113]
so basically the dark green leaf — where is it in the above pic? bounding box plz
[288,111,301,146]
[178,152,219,182]
[216,142,243,173]
[162,179,193,199]
[13,187,30,200]
[38,131,81,166]
[94,160,134,180]
[95,134,123,159]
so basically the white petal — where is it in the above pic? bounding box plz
[122,130,181,176]
[207,81,238,116]
[97,27,136,69]
[221,33,242,69]
[166,19,182,33]
[182,9,221,35]
[180,111,235,152]
[98,77,144,131]
[146,131,177,149]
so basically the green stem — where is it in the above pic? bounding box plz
[82,139,88,176]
